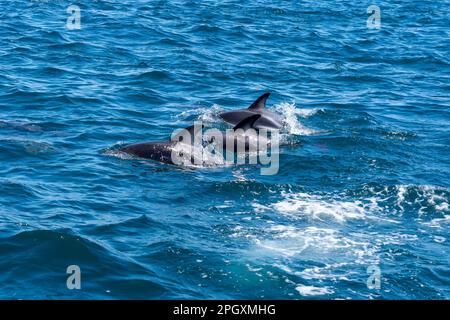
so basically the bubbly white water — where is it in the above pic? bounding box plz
[231,184,449,297]
[295,285,335,296]
[274,102,320,136]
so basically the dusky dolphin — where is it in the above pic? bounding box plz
[119,124,204,165]
[119,114,276,166]
[206,114,275,153]
[219,92,283,130]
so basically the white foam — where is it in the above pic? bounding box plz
[245,224,420,284]
[269,191,368,223]
[232,169,249,182]
[295,285,334,296]
[433,236,446,243]
[416,185,450,214]
[235,185,449,293]
[253,225,376,262]
[390,185,449,215]
[274,102,319,136]
[263,184,450,224]
[295,262,353,281]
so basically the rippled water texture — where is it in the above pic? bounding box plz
[0,0,449,299]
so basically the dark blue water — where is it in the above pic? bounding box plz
[0,0,449,299]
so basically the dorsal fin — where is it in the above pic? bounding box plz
[171,123,203,144]
[248,92,270,110]
[233,114,261,130]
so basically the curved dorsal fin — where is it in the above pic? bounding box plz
[248,92,270,110]
[233,114,261,130]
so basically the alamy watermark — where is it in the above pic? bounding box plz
[66,265,81,290]
[367,265,381,290]
[367,5,381,30]
[66,5,81,30]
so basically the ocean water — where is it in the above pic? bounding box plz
[0,0,449,299]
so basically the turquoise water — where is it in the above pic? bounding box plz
[0,0,449,299]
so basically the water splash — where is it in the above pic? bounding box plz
[274,102,320,136]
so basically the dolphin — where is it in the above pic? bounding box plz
[219,92,283,130]
[119,124,204,165]
[119,114,275,166]
[205,114,275,154]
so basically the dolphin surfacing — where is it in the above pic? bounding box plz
[119,124,203,165]
[119,114,275,167]
[120,141,176,164]
[219,92,283,130]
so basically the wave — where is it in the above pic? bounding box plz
[0,229,176,299]
[0,138,55,157]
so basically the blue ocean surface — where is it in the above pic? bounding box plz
[0,0,449,299]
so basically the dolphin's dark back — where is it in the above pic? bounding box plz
[120,142,175,164]
[219,92,283,130]
[220,110,256,126]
